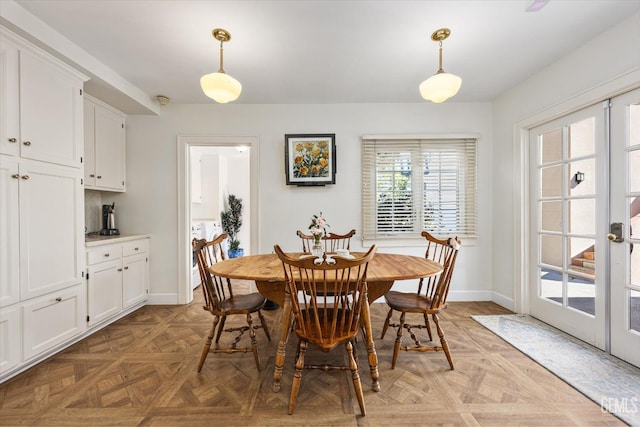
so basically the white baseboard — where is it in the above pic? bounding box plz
[147,293,180,305]
[447,289,493,302]
[490,291,515,311]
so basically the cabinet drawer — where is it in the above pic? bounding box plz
[87,244,121,265]
[123,239,148,257]
[22,283,85,360]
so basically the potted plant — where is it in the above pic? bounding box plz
[221,193,244,258]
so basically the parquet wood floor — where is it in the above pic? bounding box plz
[0,286,624,426]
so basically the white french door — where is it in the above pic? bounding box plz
[610,88,640,367]
[529,89,640,367]
[529,102,607,349]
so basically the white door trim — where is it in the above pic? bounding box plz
[176,135,260,305]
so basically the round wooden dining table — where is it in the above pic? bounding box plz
[209,252,442,393]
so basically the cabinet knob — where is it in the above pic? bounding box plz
[117,268,123,272]
[11,174,19,179]
[8,137,16,143]
[124,266,129,270]
[97,175,102,179]
[104,253,110,257]
[134,247,139,251]
[55,297,62,302]
[90,174,95,178]
[21,175,29,180]
[23,141,31,146]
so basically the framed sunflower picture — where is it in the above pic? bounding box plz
[284,133,336,186]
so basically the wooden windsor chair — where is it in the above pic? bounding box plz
[380,231,461,369]
[274,244,376,416]
[296,229,356,253]
[192,234,271,372]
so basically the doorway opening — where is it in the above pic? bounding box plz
[177,136,259,305]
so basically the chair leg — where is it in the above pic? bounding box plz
[246,313,261,371]
[392,312,406,369]
[381,307,394,339]
[258,309,271,341]
[215,315,227,343]
[289,340,307,415]
[423,313,433,342]
[346,340,366,416]
[198,315,220,373]
[432,313,454,370]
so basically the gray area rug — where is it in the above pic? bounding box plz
[472,314,640,426]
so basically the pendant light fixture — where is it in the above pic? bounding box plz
[419,28,462,103]
[200,28,242,103]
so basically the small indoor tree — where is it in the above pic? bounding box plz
[221,193,243,257]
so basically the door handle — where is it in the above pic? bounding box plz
[608,223,624,243]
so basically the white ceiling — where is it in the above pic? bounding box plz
[11,0,640,109]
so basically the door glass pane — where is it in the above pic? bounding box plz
[568,117,595,158]
[569,159,595,196]
[541,234,563,268]
[541,165,562,197]
[631,243,640,287]
[630,103,639,146]
[541,129,562,164]
[630,149,640,193]
[632,199,640,239]
[540,268,562,300]
[568,237,595,275]
[568,198,595,235]
[567,273,595,316]
[541,201,562,232]
[631,289,640,333]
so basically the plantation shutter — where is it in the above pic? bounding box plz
[362,136,477,239]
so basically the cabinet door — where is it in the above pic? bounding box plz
[22,284,85,360]
[0,156,20,307]
[19,48,83,168]
[94,105,125,191]
[0,304,21,374]
[19,160,84,300]
[87,259,123,326]
[83,102,96,187]
[0,36,19,157]
[122,253,148,309]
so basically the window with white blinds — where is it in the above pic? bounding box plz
[362,136,477,239]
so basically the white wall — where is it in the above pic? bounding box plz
[491,12,640,310]
[116,102,493,302]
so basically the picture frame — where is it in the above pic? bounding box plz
[284,133,336,186]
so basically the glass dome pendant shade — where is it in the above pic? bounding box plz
[200,28,242,103]
[419,28,462,103]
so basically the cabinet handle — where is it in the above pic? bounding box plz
[134,247,139,251]
[8,137,16,143]
[11,174,19,179]
[55,297,62,302]
[117,268,123,272]
[23,141,31,146]
[97,175,102,179]
[124,266,129,270]
[104,253,110,257]
[21,175,29,180]
[90,174,95,178]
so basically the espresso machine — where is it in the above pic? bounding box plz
[99,202,120,235]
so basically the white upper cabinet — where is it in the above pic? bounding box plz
[84,95,126,192]
[0,29,85,167]
[18,160,84,300]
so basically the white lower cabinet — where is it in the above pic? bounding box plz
[22,283,85,361]
[87,257,122,326]
[0,305,20,374]
[86,237,149,327]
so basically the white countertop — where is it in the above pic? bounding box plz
[85,234,150,247]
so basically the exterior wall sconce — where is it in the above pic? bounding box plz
[574,171,585,184]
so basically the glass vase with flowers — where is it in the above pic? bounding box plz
[308,212,329,257]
